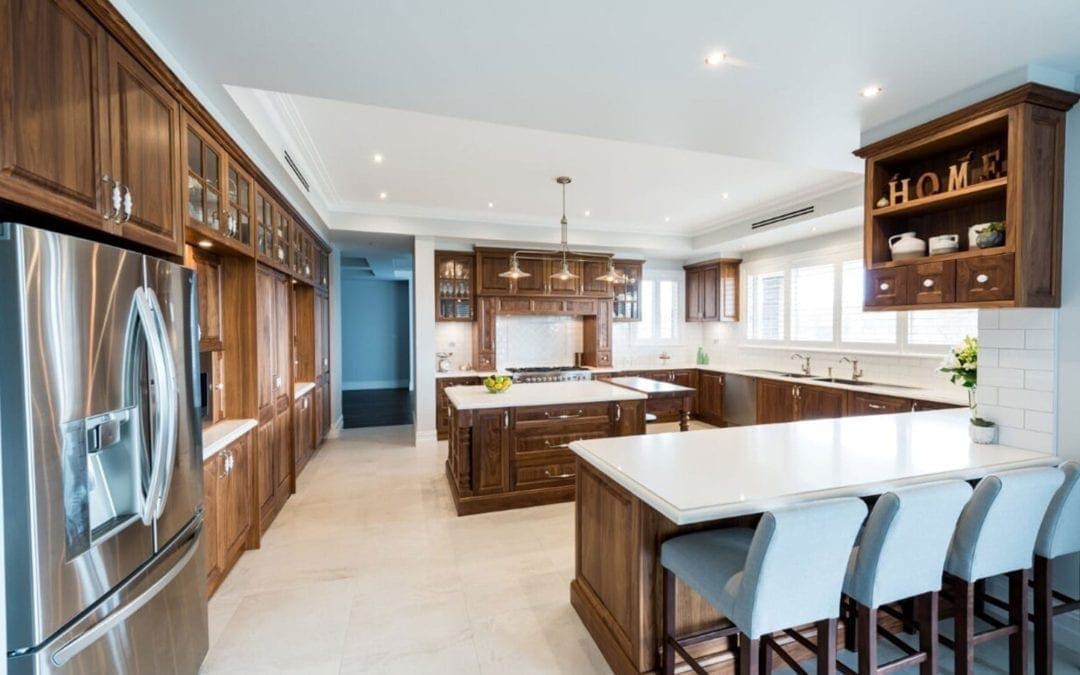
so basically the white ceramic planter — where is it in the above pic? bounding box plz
[969,423,998,445]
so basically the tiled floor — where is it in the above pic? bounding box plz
[202,422,1080,674]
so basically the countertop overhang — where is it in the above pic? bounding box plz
[570,408,1055,525]
[445,380,647,410]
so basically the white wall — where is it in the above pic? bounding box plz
[413,237,437,443]
[329,249,344,431]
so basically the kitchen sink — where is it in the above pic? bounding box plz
[813,377,872,386]
[747,369,816,379]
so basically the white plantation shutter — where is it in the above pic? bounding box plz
[790,264,835,342]
[747,271,785,340]
[841,260,898,344]
[907,309,978,346]
[634,273,682,343]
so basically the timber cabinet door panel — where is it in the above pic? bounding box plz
[256,417,276,518]
[848,392,910,416]
[202,455,222,582]
[700,265,719,321]
[476,250,512,295]
[512,257,547,294]
[193,250,223,351]
[103,37,182,256]
[756,378,796,424]
[0,0,110,228]
[222,435,251,568]
[796,384,847,420]
[472,408,511,495]
[697,372,725,425]
[685,267,702,321]
[255,268,276,410]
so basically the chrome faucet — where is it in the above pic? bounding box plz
[790,353,811,376]
[840,356,863,381]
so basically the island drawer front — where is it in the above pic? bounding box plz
[848,392,910,416]
[515,402,612,424]
[513,458,577,489]
[514,429,609,457]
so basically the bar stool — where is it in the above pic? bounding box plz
[1033,460,1080,675]
[841,480,972,674]
[942,466,1064,675]
[660,497,867,675]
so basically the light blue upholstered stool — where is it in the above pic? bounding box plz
[660,498,867,675]
[1033,461,1080,675]
[942,466,1064,675]
[840,480,972,674]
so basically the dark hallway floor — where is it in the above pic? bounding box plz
[342,388,413,428]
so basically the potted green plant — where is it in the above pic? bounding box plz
[975,221,1006,249]
[939,336,996,443]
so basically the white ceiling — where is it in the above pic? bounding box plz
[120,0,1080,255]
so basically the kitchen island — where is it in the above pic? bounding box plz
[568,409,1056,674]
[609,376,696,431]
[445,381,647,515]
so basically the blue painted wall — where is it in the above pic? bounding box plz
[340,278,411,389]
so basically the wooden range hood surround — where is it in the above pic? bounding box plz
[472,295,613,370]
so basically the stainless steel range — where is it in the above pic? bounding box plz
[506,366,594,383]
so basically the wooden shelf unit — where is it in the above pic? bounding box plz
[854,84,1078,311]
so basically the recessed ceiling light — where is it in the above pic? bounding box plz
[664,216,671,223]
[860,85,883,99]
[373,153,384,164]
[584,210,591,217]
[197,240,213,249]
[488,202,495,208]
[379,192,388,200]
[721,192,729,200]
[704,51,726,67]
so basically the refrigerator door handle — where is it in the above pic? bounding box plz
[145,287,179,519]
[49,517,202,667]
[133,287,172,525]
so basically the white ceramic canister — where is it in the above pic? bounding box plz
[969,223,993,248]
[888,232,927,261]
[928,234,960,255]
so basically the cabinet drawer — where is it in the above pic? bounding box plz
[513,459,577,489]
[957,254,1014,303]
[849,392,910,416]
[514,429,608,457]
[515,402,611,424]
[908,261,955,305]
[865,268,908,307]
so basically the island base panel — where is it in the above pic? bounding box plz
[573,459,864,673]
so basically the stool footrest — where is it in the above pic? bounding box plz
[763,634,809,675]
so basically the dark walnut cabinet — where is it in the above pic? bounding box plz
[436,376,482,440]
[204,430,253,597]
[446,399,646,515]
[611,260,643,322]
[474,247,617,299]
[684,259,740,322]
[696,371,726,426]
[436,251,475,321]
[756,380,847,423]
[855,83,1078,311]
[255,265,293,534]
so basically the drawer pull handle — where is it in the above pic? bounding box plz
[543,469,575,479]
[879,282,890,291]
[543,440,578,449]
[545,410,584,419]
[976,273,990,284]
[922,279,935,288]
[867,403,886,410]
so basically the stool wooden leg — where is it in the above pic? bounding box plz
[843,596,857,652]
[760,635,772,675]
[901,597,916,634]
[917,591,939,675]
[817,618,837,675]
[1034,555,1053,675]
[739,634,760,675]
[974,578,987,616]
[1009,569,1029,675]
[662,568,675,675]
[856,604,877,675]
[954,578,976,675]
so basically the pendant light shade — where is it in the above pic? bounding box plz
[594,259,629,284]
[550,255,578,281]
[498,254,531,279]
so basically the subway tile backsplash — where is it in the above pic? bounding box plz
[495,315,583,368]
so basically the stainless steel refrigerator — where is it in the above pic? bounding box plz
[1,223,208,674]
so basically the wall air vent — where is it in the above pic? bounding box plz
[750,205,815,230]
[283,150,310,192]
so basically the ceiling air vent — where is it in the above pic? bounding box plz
[283,150,310,192]
[750,205,814,230]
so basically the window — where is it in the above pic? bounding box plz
[635,274,681,342]
[746,271,785,340]
[790,264,835,342]
[907,309,978,346]
[840,260,897,344]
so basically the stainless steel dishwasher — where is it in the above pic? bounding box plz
[723,373,757,426]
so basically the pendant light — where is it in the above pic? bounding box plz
[549,177,578,281]
[594,259,629,284]
[498,253,531,279]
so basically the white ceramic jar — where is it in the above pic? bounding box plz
[888,232,927,261]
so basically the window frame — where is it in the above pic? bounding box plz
[741,244,976,357]
[633,269,685,346]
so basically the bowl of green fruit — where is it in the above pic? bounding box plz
[484,375,512,393]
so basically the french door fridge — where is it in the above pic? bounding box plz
[0,223,208,674]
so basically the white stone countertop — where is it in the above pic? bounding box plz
[294,381,315,399]
[436,370,500,379]
[570,408,1056,526]
[202,418,258,461]
[446,380,647,410]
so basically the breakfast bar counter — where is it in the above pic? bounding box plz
[567,409,1056,673]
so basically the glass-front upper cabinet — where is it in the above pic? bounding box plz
[184,122,223,235]
[275,209,291,268]
[225,164,253,249]
[255,188,274,262]
[435,251,475,321]
[612,260,643,322]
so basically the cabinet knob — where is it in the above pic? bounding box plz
[976,273,990,284]
[879,282,890,291]
[923,278,935,288]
